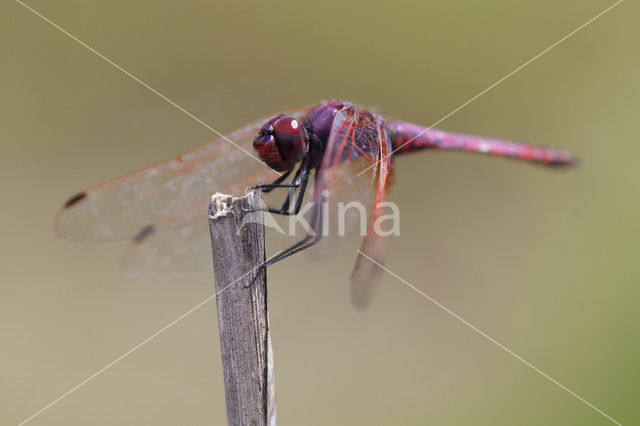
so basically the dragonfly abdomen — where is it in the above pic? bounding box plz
[387,121,576,166]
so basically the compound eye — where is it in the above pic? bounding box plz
[272,116,307,165]
[253,116,283,170]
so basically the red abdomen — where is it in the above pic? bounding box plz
[387,121,576,166]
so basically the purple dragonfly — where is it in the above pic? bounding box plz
[57,101,575,304]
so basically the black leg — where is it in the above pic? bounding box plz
[252,162,312,216]
[246,180,324,287]
[249,169,291,193]
[281,170,310,214]
[263,168,310,215]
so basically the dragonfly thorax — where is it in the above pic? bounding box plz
[253,115,308,171]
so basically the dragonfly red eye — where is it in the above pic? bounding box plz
[253,115,307,171]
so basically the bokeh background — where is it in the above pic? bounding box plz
[1,1,638,425]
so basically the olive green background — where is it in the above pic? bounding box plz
[1,1,637,425]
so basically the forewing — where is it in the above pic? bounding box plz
[55,108,310,242]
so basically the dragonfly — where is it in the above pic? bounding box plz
[56,100,575,305]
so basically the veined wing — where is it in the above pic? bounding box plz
[55,108,311,242]
[350,119,392,308]
[124,199,211,276]
[124,167,281,275]
[313,105,392,306]
[312,106,380,244]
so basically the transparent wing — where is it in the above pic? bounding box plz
[124,168,288,275]
[311,106,392,307]
[124,215,211,276]
[55,108,311,242]
[312,105,379,244]
[350,120,393,308]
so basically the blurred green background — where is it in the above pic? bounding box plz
[1,0,638,425]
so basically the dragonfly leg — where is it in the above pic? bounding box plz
[249,169,292,193]
[250,161,312,216]
[276,167,311,214]
[246,234,320,287]
[246,196,323,287]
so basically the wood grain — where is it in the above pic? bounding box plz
[209,191,277,426]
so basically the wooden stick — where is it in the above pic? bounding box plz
[209,191,277,426]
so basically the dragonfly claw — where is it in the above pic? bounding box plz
[245,267,264,288]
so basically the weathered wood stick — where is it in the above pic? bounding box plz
[209,191,277,426]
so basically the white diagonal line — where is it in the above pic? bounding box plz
[358,0,623,176]
[15,0,280,176]
[17,295,215,426]
[17,251,275,426]
[357,250,623,426]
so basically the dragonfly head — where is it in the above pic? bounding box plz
[253,115,308,171]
